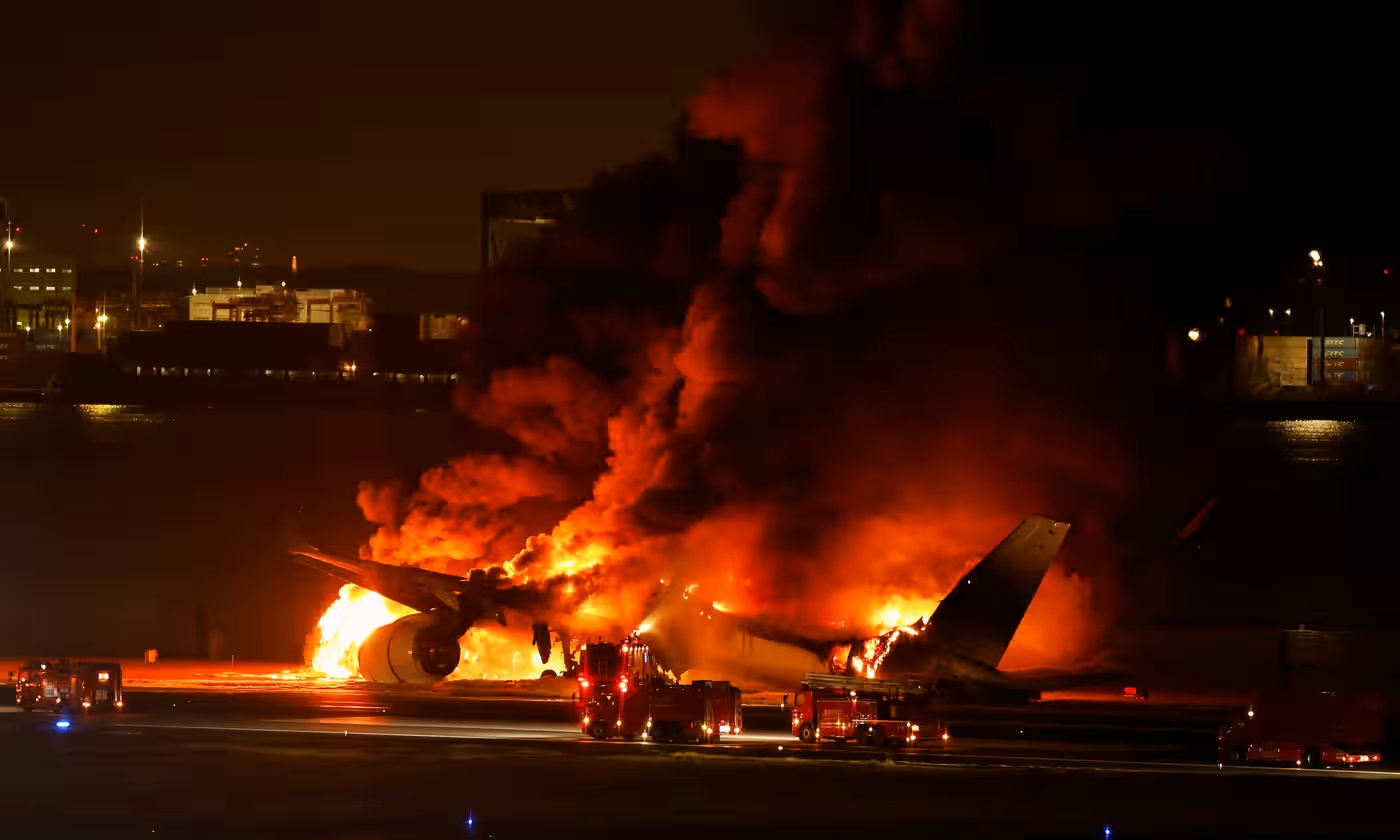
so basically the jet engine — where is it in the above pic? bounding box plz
[357,613,461,684]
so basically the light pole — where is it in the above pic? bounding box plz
[4,229,11,330]
[1311,250,1325,389]
[136,232,147,332]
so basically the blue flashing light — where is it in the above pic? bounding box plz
[465,811,474,832]
[1104,826,1112,839]
[55,719,71,730]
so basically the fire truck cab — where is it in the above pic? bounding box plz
[792,672,944,747]
[577,637,738,743]
[15,660,123,713]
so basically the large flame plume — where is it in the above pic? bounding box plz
[306,0,1181,682]
[310,585,414,679]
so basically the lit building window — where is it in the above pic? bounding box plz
[44,286,55,291]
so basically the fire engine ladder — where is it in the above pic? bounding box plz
[801,672,905,695]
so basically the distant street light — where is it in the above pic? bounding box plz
[1285,308,1292,316]
[135,224,147,331]
[3,239,11,250]
[1187,327,1202,342]
[1310,249,1324,267]
[1268,308,1275,318]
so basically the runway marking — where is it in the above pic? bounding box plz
[116,722,515,741]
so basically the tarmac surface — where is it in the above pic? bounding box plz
[1,676,1396,837]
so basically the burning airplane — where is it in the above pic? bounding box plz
[294,515,1071,694]
[293,1,1153,691]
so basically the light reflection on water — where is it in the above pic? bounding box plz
[0,403,174,424]
[0,402,38,420]
[76,404,171,423]
[1265,419,1357,463]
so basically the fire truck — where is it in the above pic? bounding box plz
[576,637,739,743]
[1218,689,1383,768]
[14,660,123,713]
[791,672,946,747]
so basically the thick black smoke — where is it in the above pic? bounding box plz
[362,1,1395,667]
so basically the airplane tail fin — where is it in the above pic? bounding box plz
[922,516,1070,669]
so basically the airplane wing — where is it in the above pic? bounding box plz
[290,546,476,616]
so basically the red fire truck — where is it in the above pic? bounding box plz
[1218,689,1383,768]
[693,680,743,736]
[791,672,946,747]
[576,637,738,743]
[575,638,642,737]
[14,660,123,713]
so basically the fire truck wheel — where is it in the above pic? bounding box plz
[1229,747,1247,764]
[1303,748,1322,769]
[867,726,886,748]
[588,721,609,740]
[798,722,816,743]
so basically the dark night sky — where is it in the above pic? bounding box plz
[5,3,1400,310]
[1,0,762,271]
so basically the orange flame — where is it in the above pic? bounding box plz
[868,594,939,633]
[309,585,573,682]
[309,585,415,678]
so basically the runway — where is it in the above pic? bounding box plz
[3,680,1395,837]
[99,712,1400,778]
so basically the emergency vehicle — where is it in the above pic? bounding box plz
[791,672,946,747]
[15,660,123,713]
[1218,689,1383,768]
[576,637,739,743]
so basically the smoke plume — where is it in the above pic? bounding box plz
[355,0,1216,670]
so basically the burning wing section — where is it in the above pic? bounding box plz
[291,547,556,684]
[291,547,494,619]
